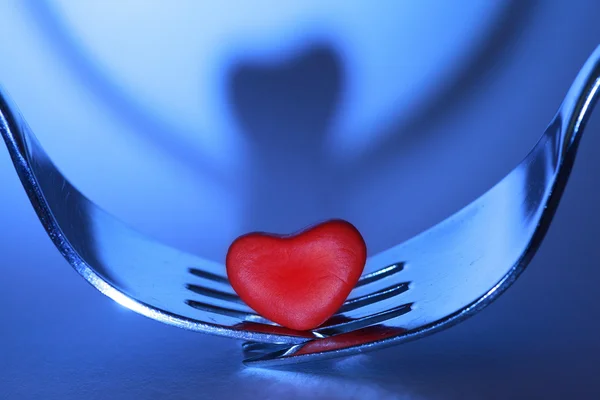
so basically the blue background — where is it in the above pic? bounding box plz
[2,1,600,399]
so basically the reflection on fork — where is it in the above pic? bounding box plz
[242,324,407,363]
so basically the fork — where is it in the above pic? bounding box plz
[2,45,600,368]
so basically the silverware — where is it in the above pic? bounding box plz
[2,45,599,368]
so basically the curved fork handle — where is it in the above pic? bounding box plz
[0,87,30,167]
[558,45,600,150]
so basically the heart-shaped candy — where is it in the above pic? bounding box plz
[226,219,367,331]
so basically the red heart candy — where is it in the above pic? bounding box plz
[226,219,367,331]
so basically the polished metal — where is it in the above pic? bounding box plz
[2,45,600,367]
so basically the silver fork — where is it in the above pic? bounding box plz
[2,45,600,368]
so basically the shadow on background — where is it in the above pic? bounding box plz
[228,45,343,233]
[226,0,534,235]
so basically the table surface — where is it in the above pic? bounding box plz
[2,2,600,399]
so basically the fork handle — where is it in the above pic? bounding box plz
[559,45,600,149]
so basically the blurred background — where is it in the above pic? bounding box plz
[1,1,600,398]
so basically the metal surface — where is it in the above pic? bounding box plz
[1,45,600,367]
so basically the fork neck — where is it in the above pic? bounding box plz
[558,45,600,151]
[0,87,29,162]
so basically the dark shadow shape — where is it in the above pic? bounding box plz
[228,44,344,234]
